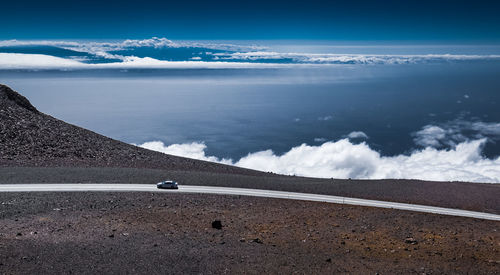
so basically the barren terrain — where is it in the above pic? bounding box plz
[1,192,499,274]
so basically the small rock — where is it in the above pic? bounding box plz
[252,238,263,244]
[326,258,332,262]
[212,220,222,230]
[16,232,22,236]
[405,237,418,245]
[108,234,114,238]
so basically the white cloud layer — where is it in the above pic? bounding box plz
[0,53,82,68]
[136,138,500,183]
[214,51,500,64]
[2,37,500,69]
[0,53,319,69]
[135,141,233,165]
[413,120,500,148]
[0,37,265,57]
[347,131,369,139]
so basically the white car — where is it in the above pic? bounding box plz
[156,181,179,189]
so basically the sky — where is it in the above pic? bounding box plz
[1,0,500,41]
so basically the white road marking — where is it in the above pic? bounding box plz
[0,184,499,221]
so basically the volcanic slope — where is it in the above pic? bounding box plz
[0,84,260,175]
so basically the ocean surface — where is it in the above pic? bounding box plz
[1,38,500,182]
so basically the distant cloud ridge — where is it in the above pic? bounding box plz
[136,130,500,183]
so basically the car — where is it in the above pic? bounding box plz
[156,180,179,189]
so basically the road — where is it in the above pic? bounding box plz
[1,184,499,221]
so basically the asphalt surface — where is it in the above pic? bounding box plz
[1,184,499,221]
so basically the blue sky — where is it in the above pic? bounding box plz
[1,0,500,41]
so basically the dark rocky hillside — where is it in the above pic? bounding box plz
[0,84,261,175]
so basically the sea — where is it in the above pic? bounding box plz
[1,38,500,182]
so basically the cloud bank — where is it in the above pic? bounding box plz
[2,37,500,70]
[214,51,500,64]
[2,52,497,70]
[0,53,82,68]
[0,53,310,69]
[0,37,265,58]
[136,137,500,183]
[135,141,233,165]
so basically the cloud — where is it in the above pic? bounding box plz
[120,37,177,48]
[112,56,305,69]
[3,38,500,69]
[314,138,326,142]
[0,37,266,58]
[347,131,369,139]
[318,115,333,121]
[469,121,500,135]
[234,139,500,183]
[0,53,82,68]
[413,119,500,148]
[136,141,232,165]
[213,51,500,64]
[0,53,320,69]
[413,126,448,147]
[136,138,500,183]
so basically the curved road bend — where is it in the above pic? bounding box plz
[0,184,499,221]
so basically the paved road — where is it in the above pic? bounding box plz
[1,184,499,221]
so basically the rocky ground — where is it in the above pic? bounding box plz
[0,192,498,274]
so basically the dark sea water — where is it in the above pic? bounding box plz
[1,39,499,182]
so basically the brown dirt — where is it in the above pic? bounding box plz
[0,192,498,274]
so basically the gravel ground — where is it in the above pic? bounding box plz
[0,192,498,274]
